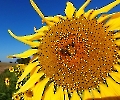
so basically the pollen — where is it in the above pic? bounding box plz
[38,15,119,92]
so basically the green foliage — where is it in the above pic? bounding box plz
[0,67,18,100]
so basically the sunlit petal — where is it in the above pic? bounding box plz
[91,89,101,98]
[8,30,40,47]
[8,49,38,58]
[70,91,80,100]
[43,83,54,100]
[17,61,40,83]
[64,90,69,100]
[52,86,64,100]
[76,0,91,18]
[33,78,49,100]
[90,0,120,19]
[30,0,54,26]
[99,83,116,97]
[65,2,76,19]
[34,26,49,33]
[82,90,93,100]
[84,9,94,18]
[106,77,120,95]
[16,72,44,94]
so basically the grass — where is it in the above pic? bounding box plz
[0,67,18,100]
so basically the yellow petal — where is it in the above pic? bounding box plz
[65,2,76,19]
[91,89,101,98]
[34,26,49,33]
[42,16,60,23]
[104,12,120,27]
[17,61,40,83]
[113,32,120,39]
[44,83,54,100]
[114,64,120,72]
[22,33,44,41]
[30,66,41,76]
[16,72,44,94]
[104,18,115,27]
[118,50,120,55]
[97,14,111,23]
[24,93,34,100]
[20,64,26,71]
[29,0,44,22]
[16,64,26,72]
[99,83,115,97]
[104,13,120,28]
[114,40,120,46]
[82,90,93,100]
[30,0,44,19]
[106,77,120,95]
[76,0,91,18]
[14,26,47,41]
[108,26,120,31]
[110,72,120,83]
[118,59,120,62]
[29,55,38,63]
[52,86,64,100]
[107,18,120,31]
[33,78,49,100]
[30,0,54,26]
[30,66,37,76]
[8,49,38,58]
[8,30,40,47]
[84,9,94,18]
[90,0,120,20]
[111,12,120,19]
[64,90,69,100]
[70,91,80,100]
[16,64,24,67]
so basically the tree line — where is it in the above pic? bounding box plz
[16,57,31,64]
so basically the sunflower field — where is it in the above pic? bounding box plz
[0,67,17,100]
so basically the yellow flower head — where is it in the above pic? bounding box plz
[5,77,10,86]
[16,64,26,72]
[12,93,20,100]
[9,66,14,72]
[8,0,120,100]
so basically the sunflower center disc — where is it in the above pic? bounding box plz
[38,16,118,91]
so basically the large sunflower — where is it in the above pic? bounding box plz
[8,0,120,100]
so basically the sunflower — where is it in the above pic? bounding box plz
[12,93,21,100]
[13,65,23,77]
[9,66,14,72]
[16,64,26,75]
[5,77,10,86]
[8,0,120,99]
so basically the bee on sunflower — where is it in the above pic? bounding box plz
[8,0,120,100]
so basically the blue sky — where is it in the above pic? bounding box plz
[0,0,120,62]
